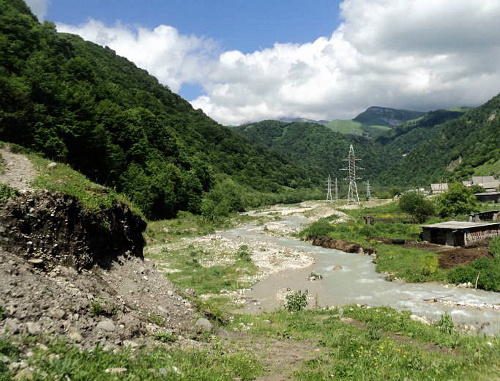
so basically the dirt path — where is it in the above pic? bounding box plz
[0,146,37,190]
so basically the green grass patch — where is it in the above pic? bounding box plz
[227,307,500,381]
[14,340,263,381]
[29,154,140,215]
[374,245,445,282]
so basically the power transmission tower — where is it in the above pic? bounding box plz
[341,145,362,205]
[335,177,339,202]
[366,180,371,200]
[326,174,333,202]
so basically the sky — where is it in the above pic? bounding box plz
[25,0,500,126]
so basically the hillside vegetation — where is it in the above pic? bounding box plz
[0,0,319,219]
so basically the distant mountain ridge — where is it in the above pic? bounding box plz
[353,106,426,128]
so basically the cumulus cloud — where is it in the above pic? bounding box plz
[193,0,500,124]
[25,0,50,20]
[55,0,500,125]
[56,20,217,93]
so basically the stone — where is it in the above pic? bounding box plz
[67,331,83,343]
[333,265,343,270]
[14,368,34,380]
[48,308,66,319]
[105,368,127,374]
[97,319,116,332]
[3,319,20,334]
[26,322,42,335]
[194,318,213,332]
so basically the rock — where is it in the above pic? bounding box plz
[410,314,430,325]
[97,319,116,332]
[47,162,57,170]
[105,367,127,374]
[194,318,213,332]
[67,330,83,343]
[48,308,66,319]
[26,322,42,335]
[14,368,34,380]
[123,340,140,349]
[3,319,20,334]
[333,265,343,270]
[27,258,44,266]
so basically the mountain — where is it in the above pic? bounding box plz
[325,107,426,137]
[0,0,319,219]
[277,117,330,125]
[233,120,398,185]
[376,99,500,187]
[353,106,426,128]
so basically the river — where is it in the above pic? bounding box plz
[221,213,500,335]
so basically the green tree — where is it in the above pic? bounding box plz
[398,191,435,223]
[435,183,479,217]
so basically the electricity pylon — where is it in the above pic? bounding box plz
[341,145,362,205]
[366,180,371,200]
[326,174,333,202]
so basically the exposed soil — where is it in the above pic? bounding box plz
[0,147,199,354]
[0,147,36,190]
[437,244,493,269]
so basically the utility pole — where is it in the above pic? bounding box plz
[326,174,333,202]
[341,145,362,205]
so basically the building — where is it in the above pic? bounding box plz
[472,176,499,192]
[430,183,448,194]
[421,221,500,246]
[475,192,500,203]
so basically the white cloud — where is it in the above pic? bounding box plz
[56,20,217,93]
[25,0,50,20]
[55,0,500,125]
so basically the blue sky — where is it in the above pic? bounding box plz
[26,0,500,125]
[46,1,342,54]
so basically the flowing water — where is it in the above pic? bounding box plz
[221,215,500,335]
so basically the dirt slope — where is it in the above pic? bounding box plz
[0,146,198,352]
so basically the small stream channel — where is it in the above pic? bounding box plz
[221,215,500,335]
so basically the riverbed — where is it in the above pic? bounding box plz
[221,204,500,335]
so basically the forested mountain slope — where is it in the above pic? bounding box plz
[0,0,318,219]
[233,120,397,182]
[376,97,500,187]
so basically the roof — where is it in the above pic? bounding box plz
[421,221,500,230]
[472,176,496,184]
[475,192,500,196]
[430,183,448,191]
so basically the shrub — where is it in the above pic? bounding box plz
[398,191,435,223]
[301,219,335,239]
[284,289,308,312]
[435,183,479,217]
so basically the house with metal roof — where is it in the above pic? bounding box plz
[430,183,448,194]
[421,221,500,246]
[472,176,499,192]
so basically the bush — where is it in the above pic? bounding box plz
[398,191,435,223]
[300,219,335,239]
[435,183,479,217]
[284,289,308,312]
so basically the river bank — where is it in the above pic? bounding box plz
[147,200,500,335]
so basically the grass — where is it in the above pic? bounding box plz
[144,212,262,311]
[2,306,498,380]
[11,340,263,381]
[224,306,500,380]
